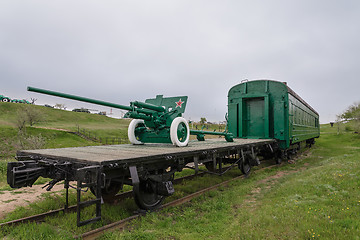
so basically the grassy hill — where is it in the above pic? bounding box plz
[0,102,130,130]
[0,102,224,159]
[0,102,130,158]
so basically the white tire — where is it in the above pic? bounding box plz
[128,119,145,145]
[170,117,190,147]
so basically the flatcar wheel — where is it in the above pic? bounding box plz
[239,158,251,175]
[90,182,122,201]
[275,157,282,165]
[204,161,218,172]
[134,180,164,210]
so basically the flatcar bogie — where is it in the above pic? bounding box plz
[134,180,165,210]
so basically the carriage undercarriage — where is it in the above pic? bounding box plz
[8,139,275,226]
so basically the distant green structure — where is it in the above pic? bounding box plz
[72,108,91,113]
[0,94,29,104]
[0,95,11,102]
[11,99,30,104]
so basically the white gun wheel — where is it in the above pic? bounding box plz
[128,119,145,145]
[170,117,190,147]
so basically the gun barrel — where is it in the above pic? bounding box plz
[132,101,165,112]
[28,87,132,111]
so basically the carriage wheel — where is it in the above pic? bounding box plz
[128,119,146,145]
[170,117,190,147]
[134,180,164,210]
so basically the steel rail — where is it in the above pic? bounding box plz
[77,176,246,240]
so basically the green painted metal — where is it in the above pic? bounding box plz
[244,98,265,138]
[175,121,188,143]
[190,130,234,142]
[28,87,133,111]
[288,94,320,144]
[227,80,319,149]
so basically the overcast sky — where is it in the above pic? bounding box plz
[1,0,359,123]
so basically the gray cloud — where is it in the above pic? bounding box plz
[1,0,359,122]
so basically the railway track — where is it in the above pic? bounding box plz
[77,174,247,240]
[0,170,209,228]
[77,163,278,240]
[1,162,278,239]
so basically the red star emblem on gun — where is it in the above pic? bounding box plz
[175,99,184,108]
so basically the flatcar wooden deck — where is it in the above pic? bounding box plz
[12,138,277,227]
[17,138,275,165]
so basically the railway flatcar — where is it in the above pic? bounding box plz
[6,79,319,226]
[227,79,320,161]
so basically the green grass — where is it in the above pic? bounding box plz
[0,102,128,127]
[3,127,360,239]
[0,158,11,189]
[1,104,360,239]
[0,102,130,136]
[0,126,100,158]
[99,127,360,239]
[0,102,131,158]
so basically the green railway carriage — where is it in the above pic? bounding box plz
[227,80,319,150]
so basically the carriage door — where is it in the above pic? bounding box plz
[243,98,265,138]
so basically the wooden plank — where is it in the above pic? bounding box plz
[18,138,274,165]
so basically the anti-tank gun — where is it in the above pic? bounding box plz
[126,95,191,146]
[28,87,191,146]
[28,87,233,146]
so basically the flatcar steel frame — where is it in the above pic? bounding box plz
[8,139,275,226]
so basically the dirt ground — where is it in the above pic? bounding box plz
[0,183,65,219]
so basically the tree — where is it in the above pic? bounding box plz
[339,102,360,133]
[16,105,44,129]
[15,106,46,151]
[25,106,43,126]
[15,110,27,132]
[341,102,360,121]
[200,117,207,124]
